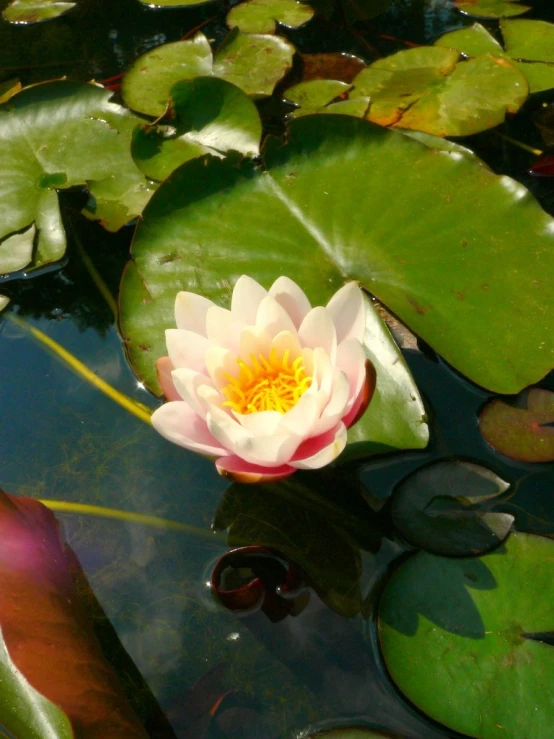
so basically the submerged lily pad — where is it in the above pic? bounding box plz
[2,0,75,24]
[0,81,150,273]
[350,46,527,136]
[455,0,529,19]
[132,77,262,181]
[307,729,401,738]
[390,459,513,556]
[479,388,554,462]
[227,0,314,34]
[122,31,294,118]
[379,532,554,739]
[436,21,554,93]
[120,115,554,394]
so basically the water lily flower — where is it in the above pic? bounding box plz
[151,276,376,483]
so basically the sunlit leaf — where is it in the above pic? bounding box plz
[285,79,352,107]
[132,77,262,181]
[0,81,151,273]
[0,296,9,312]
[0,489,148,737]
[2,0,75,24]
[227,0,314,34]
[350,46,528,136]
[122,31,294,118]
[379,532,554,739]
[479,388,554,462]
[390,459,513,556]
[455,0,530,19]
[436,21,554,93]
[120,115,554,394]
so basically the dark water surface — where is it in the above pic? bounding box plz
[1,0,554,737]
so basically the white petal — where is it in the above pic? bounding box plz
[256,295,297,337]
[278,391,320,437]
[290,423,347,470]
[204,346,238,389]
[207,405,253,450]
[171,367,216,418]
[231,275,267,325]
[175,292,215,335]
[337,338,368,411]
[270,330,303,362]
[269,276,311,328]
[151,401,226,456]
[234,432,302,467]
[312,369,350,436]
[238,326,272,365]
[206,305,243,353]
[166,329,211,373]
[232,410,283,435]
[298,306,337,362]
[326,282,366,343]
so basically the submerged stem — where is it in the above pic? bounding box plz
[6,315,152,425]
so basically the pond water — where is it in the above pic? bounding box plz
[1,0,554,737]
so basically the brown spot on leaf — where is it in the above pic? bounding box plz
[408,297,426,315]
[138,344,151,352]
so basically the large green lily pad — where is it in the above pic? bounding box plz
[2,0,75,23]
[122,31,294,118]
[455,0,529,19]
[479,388,554,462]
[436,21,554,93]
[379,532,554,738]
[390,459,513,556]
[132,77,262,182]
[227,0,314,34]
[120,115,554,394]
[350,46,527,136]
[0,81,150,273]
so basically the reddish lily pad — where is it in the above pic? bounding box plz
[300,53,366,83]
[530,153,554,177]
[0,488,147,737]
[479,388,554,462]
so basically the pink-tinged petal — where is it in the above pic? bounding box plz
[290,423,347,470]
[312,369,350,436]
[233,410,283,435]
[311,346,334,401]
[342,359,377,429]
[205,346,238,389]
[166,329,212,373]
[256,295,297,338]
[171,367,216,419]
[326,282,366,343]
[233,432,302,467]
[269,276,311,329]
[231,275,267,325]
[298,306,337,362]
[216,456,295,483]
[156,356,180,401]
[336,338,369,411]
[151,401,226,456]
[238,327,272,365]
[206,306,244,353]
[278,392,320,437]
[271,330,303,363]
[175,292,215,335]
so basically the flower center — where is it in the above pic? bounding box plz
[221,349,312,415]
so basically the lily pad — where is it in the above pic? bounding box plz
[300,52,366,83]
[0,80,150,273]
[136,0,211,5]
[284,79,369,118]
[120,115,554,394]
[479,388,554,462]
[455,0,529,19]
[227,0,314,34]
[0,296,9,312]
[390,459,513,556]
[132,77,262,182]
[350,46,527,136]
[2,0,75,24]
[122,31,294,118]
[436,21,554,93]
[379,532,554,739]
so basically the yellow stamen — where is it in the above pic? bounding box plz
[222,350,312,415]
